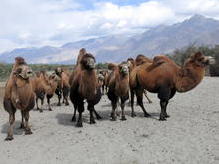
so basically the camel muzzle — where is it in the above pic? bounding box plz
[208,56,216,65]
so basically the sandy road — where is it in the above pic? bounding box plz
[0,77,218,164]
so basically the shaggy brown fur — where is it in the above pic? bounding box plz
[107,62,129,121]
[4,57,35,141]
[130,52,215,120]
[70,52,102,127]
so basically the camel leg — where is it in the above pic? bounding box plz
[62,97,65,104]
[93,108,102,120]
[20,111,25,129]
[88,104,96,124]
[63,87,69,106]
[24,111,32,135]
[102,85,105,95]
[47,96,52,111]
[71,104,77,122]
[136,89,150,117]
[144,90,152,103]
[5,113,15,141]
[64,96,69,106]
[39,98,44,113]
[158,87,171,121]
[111,101,117,121]
[76,101,84,127]
[36,97,39,110]
[57,94,61,106]
[130,89,136,117]
[120,98,127,121]
[76,112,83,127]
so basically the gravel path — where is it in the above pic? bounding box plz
[0,77,218,164]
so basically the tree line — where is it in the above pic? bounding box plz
[0,45,218,81]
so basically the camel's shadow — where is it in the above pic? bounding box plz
[56,108,160,127]
[1,121,24,135]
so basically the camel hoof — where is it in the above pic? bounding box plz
[111,117,117,121]
[90,120,96,124]
[76,122,83,127]
[25,130,33,135]
[144,113,151,117]
[39,109,43,113]
[65,102,69,106]
[159,117,167,121]
[96,115,102,120]
[57,103,61,106]
[131,113,136,117]
[20,123,25,129]
[71,117,76,122]
[121,116,127,121]
[165,114,170,118]
[49,108,52,111]
[5,136,14,141]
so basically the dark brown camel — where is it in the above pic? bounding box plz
[69,51,101,127]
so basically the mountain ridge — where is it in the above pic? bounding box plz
[1,14,219,64]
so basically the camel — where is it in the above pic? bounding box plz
[107,62,130,121]
[4,57,35,141]
[55,67,70,106]
[70,50,102,127]
[31,71,47,112]
[45,73,60,111]
[130,52,215,120]
[97,73,105,94]
[127,56,153,104]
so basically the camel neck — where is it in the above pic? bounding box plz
[175,65,205,92]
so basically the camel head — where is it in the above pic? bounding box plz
[80,53,96,70]
[55,67,63,77]
[185,52,215,68]
[79,48,86,56]
[13,57,33,80]
[49,73,60,83]
[119,62,129,76]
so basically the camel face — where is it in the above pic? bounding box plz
[189,52,215,67]
[119,64,129,76]
[86,58,95,69]
[208,56,216,65]
[80,53,96,70]
[14,64,33,80]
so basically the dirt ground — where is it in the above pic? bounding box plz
[0,77,218,164]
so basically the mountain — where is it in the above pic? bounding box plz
[1,14,219,64]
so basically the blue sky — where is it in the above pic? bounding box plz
[0,0,219,52]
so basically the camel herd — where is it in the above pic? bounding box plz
[3,48,215,140]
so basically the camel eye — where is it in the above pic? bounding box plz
[16,68,22,74]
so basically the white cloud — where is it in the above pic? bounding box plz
[0,0,219,53]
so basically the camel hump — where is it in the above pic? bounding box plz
[146,56,170,71]
[108,63,117,71]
